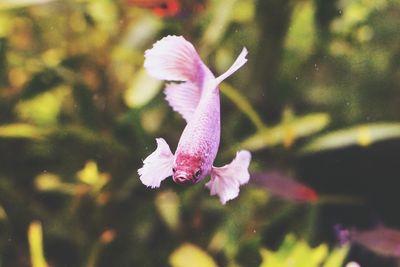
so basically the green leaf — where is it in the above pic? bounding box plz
[201,0,238,55]
[220,83,266,131]
[208,187,269,260]
[170,243,218,267]
[238,113,330,152]
[87,0,118,33]
[16,85,69,126]
[231,0,254,22]
[21,68,63,100]
[300,122,400,154]
[331,0,387,36]
[284,1,316,68]
[0,0,55,10]
[259,234,348,267]
[0,13,12,37]
[0,123,46,139]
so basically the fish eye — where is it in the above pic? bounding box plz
[172,167,176,173]
[194,169,201,178]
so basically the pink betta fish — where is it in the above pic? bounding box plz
[336,224,400,257]
[138,35,251,204]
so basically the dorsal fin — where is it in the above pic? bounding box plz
[144,35,212,122]
[144,35,204,82]
[144,36,248,123]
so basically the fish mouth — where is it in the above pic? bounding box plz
[173,172,195,185]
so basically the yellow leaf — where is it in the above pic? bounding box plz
[170,243,218,267]
[140,106,167,134]
[208,230,229,253]
[16,86,69,126]
[155,190,180,231]
[231,0,254,22]
[259,248,281,267]
[77,161,99,185]
[28,221,48,267]
[323,246,350,267]
[35,172,62,191]
[34,172,76,194]
[0,123,45,139]
[76,161,109,193]
[300,123,400,154]
[259,235,346,267]
[0,205,7,221]
[309,243,329,266]
[124,68,162,108]
[238,113,330,151]
[0,13,12,37]
[0,0,55,10]
[87,0,118,33]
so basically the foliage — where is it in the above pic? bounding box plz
[0,0,399,266]
[259,235,350,267]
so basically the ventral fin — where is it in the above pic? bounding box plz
[206,150,251,204]
[138,138,174,188]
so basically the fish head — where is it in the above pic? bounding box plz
[173,153,205,185]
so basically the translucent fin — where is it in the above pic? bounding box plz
[145,35,214,122]
[215,47,248,85]
[164,81,202,122]
[206,150,251,204]
[144,35,202,82]
[138,138,174,188]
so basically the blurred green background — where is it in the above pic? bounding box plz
[0,0,400,266]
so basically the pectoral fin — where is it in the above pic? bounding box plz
[138,138,174,188]
[206,151,251,204]
[164,81,201,122]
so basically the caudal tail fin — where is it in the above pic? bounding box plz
[215,48,248,85]
[145,35,248,86]
[144,35,203,82]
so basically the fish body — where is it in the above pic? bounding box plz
[126,0,180,17]
[337,224,400,257]
[127,0,206,18]
[174,87,221,184]
[138,35,251,204]
[252,171,318,203]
